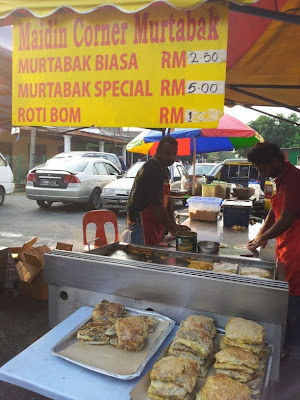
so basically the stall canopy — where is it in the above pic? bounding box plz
[126,114,264,155]
[226,0,300,110]
[0,0,256,23]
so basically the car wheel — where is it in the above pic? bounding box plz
[88,188,102,210]
[37,200,53,208]
[0,187,5,206]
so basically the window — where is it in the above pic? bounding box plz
[105,162,119,175]
[94,162,108,175]
[249,166,260,179]
[0,155,5,166]
[239,165,249,179]
[228,165,238,178]
[220,165,229,180]
[297,155,300,164]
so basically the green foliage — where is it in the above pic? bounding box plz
[206,151,236,162]
[235,113,300,158]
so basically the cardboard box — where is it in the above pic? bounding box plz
[13,238,73,301]
[18,271,48,301]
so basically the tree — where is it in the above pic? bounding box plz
[236,113,300,158]
[206,151,236,162]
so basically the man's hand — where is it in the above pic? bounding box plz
[175,224,191,232]
[247,235,268,251]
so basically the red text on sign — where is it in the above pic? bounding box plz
[161,51,186,68]
[160,107,184,123]
[161,80,185,96]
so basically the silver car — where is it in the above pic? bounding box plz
[26,157,122,209]
[101,161,187,212]
[50,151,122,170]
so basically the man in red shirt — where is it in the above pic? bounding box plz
[247,142,300,354]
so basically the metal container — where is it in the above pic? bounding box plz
[197,241,220,255]
[175,230,197,252]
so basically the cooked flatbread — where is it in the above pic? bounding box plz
[150,356,199,393]
[196,374,251,400]
[240,267,271,279]
[215,347,259,371]
[225,318,265,344]
[77,321,115,344]
[173,328,214,359]
[215,369,253,383]
[148,380,190,400]
[138,315,159,332]
[224,337,265,356]
[92,300,127,323]
[115,316,148,351]
[168,343,206,365]
[188,260,213,270]
[180,315,217,338]
[213,263,239,274]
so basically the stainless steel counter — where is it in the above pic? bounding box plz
[174,214,276,260]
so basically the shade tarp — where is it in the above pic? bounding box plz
[226,0,300,108]
[0,0,258,24]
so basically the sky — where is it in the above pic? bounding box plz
[224,106,299,124]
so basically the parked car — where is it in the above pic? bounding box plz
[187,163,216,176]
[101,161,187,212]
[50,151,122,170]
[206,159,264,187]
[0,153,15,206]
[26,157,122,209]
[206,159,269,216]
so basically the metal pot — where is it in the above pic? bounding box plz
[197,241,220,255]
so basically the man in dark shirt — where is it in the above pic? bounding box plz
[126,136,189,246]
[247,142,300,355]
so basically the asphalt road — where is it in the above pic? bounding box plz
[0,192,127,251]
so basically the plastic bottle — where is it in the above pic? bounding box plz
[248,179,261,201]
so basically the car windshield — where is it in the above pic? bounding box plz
[188,164,214,175]
[125,162,144,178]
[42,159,89,172]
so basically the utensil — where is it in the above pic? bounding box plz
[197,241,220,255]
[233,187,255,200]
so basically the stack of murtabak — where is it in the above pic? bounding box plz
[168,315,217,378]
[215,317,267,398]
[77,300,158,351]
[147,315,217,400]
[147,316,268,400]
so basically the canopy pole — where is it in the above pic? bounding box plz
[229,3,300,26]
[192,137,196,196]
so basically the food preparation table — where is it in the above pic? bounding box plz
[0,307,176,400]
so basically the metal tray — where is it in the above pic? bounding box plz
[51,306,175,380]
[130,328,273,400]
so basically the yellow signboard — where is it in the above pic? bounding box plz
[13,2,229,128]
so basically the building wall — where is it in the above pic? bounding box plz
[288,150,300,165]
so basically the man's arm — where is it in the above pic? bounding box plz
[248,209,295,249]
[152,204,177,236]
[247,209,275,250]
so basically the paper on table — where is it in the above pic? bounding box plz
[58,320,169,376]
